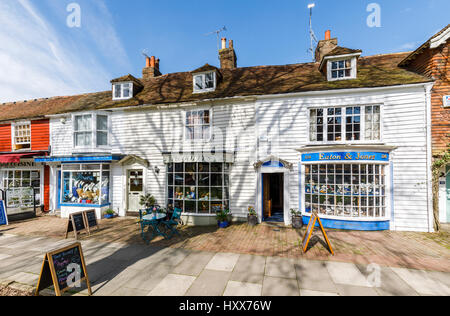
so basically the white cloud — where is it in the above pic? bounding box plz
[0,0,131,103]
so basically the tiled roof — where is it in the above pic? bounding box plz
[323,46,362,58]
[0,52,432,122]
[399,24,450,67]
[110,74,143,87]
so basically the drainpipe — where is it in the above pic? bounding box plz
[425,83,435,232]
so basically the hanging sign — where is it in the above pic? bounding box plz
[0,201,8,226]
[302,212,334,255]
[35,242,92,296]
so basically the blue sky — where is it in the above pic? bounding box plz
[0,0,448,102]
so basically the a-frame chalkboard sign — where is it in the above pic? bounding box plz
[302,212,334,255]
[0,201,8,226]
[35,242,92,296]
[65,212,89,240]
[84,209,99,233]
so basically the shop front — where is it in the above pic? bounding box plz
[299,149,393,231]
[35,155,124,219]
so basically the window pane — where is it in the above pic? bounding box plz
[97,131,108,146]
[195,76,203,90]
[97,115,108,131]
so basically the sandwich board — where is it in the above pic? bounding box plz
[65,212,89,240]
[84,209,99,233]
[302,212,334,255]
[35,242,92,296]
[0,201,8,226]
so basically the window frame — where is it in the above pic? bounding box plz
[112,81,134,100]
[307,105,383,145]
[183,108,213,142]
[193,71,217,94]
[326,56,358,81]
[72,112,111,150]
[11,121,32,151]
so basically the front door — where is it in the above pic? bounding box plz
[127,170,144,212]
[263,173,284,222]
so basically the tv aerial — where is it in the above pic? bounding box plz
[205,26,227,51]
[307,3,318,61]
[141,49,150,59]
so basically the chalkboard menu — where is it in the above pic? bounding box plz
[0,201,8,226]
[35,243,92,296]
[85,209,99,231]
[302,212,334,255]
[65,212,88,240]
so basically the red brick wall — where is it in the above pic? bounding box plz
[0,124,11,152]
[408,42,450,156]
[31,119,50,151]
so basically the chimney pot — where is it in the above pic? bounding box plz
[145,56,151,68]
[229,40,233,49]
[150,56,156,68]
[221,38,227,50]
[325,30,331,40]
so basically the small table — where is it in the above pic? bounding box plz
[141,213,167,243]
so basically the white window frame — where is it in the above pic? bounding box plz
[72,112,111,150]
[193,71,217,94]
[112,82,134,100]
[326,55,358,81]
[184,108,213,142]
[11,121,31,151]
[308,105,383,145]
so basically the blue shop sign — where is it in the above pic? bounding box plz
[0,201,8,226]
[302,152,389,162]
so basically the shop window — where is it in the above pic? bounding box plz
[73,113,109,148]
[309,105,381,143]
[61,164,110,206]
[167,162,230,214]
[304,163,386,218]
[1,170,41,206]
[185,110,211,141]
[13,121,31,151]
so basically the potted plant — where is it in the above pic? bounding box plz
[139,193,156,210]
[104,209,116,219]
[291,208,303,229]
[247,206,258,226]
[216,209,231,228]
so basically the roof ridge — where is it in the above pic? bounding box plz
[0,91,109,107]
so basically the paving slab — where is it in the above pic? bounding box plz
[172,251,215,276]
[205,252,240,272]
[9,272,39,286]
[265,257,296,279]
[326,261,372,287]
[148,274,196,296]
[300,289,339,296]
[354,264,418,296]
[391,267,450,296]
[335,284,379,296]
[127,247,190,270]
[262,276,299,296]
[231,254,266,284]
[4,237,45,250]
[120,264,172,292]
[111,287,145,296]
[0,254,12,261]
[185,269,231,296]
[295,260,338,293]
[223,281,262,296]
[427,271,450,288]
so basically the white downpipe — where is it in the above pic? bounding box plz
[425,83,435,232]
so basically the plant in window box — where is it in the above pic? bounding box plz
[216,209,231,228]
[290,209,302,229]
[247,206,258,226]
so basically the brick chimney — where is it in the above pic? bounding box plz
[315,30,338,63]
[219,38,237,69]
[142,56,162,79]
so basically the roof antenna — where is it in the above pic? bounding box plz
[205,26,227,52]
[141,49,150,59]
[307,3,318,61]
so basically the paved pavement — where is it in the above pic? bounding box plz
[0,233,449,296]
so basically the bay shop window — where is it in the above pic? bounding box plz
[309,105,381,143]
[302,152,390,220]
[61,164,110,206]
[167,162,229,214]
[1,170,41,206]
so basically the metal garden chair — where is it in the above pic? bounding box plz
[161,207,183,239]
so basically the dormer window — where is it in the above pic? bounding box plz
[193,72,216,93]
[113,82,133,100]
[12,121,31,151]
[326,57,358,81]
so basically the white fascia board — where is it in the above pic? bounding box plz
[430,28,450,49]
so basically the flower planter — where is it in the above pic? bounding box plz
[247,215,258,226]
[292,216,303,229]
[104,214,115,219]
[218,221,229,229]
